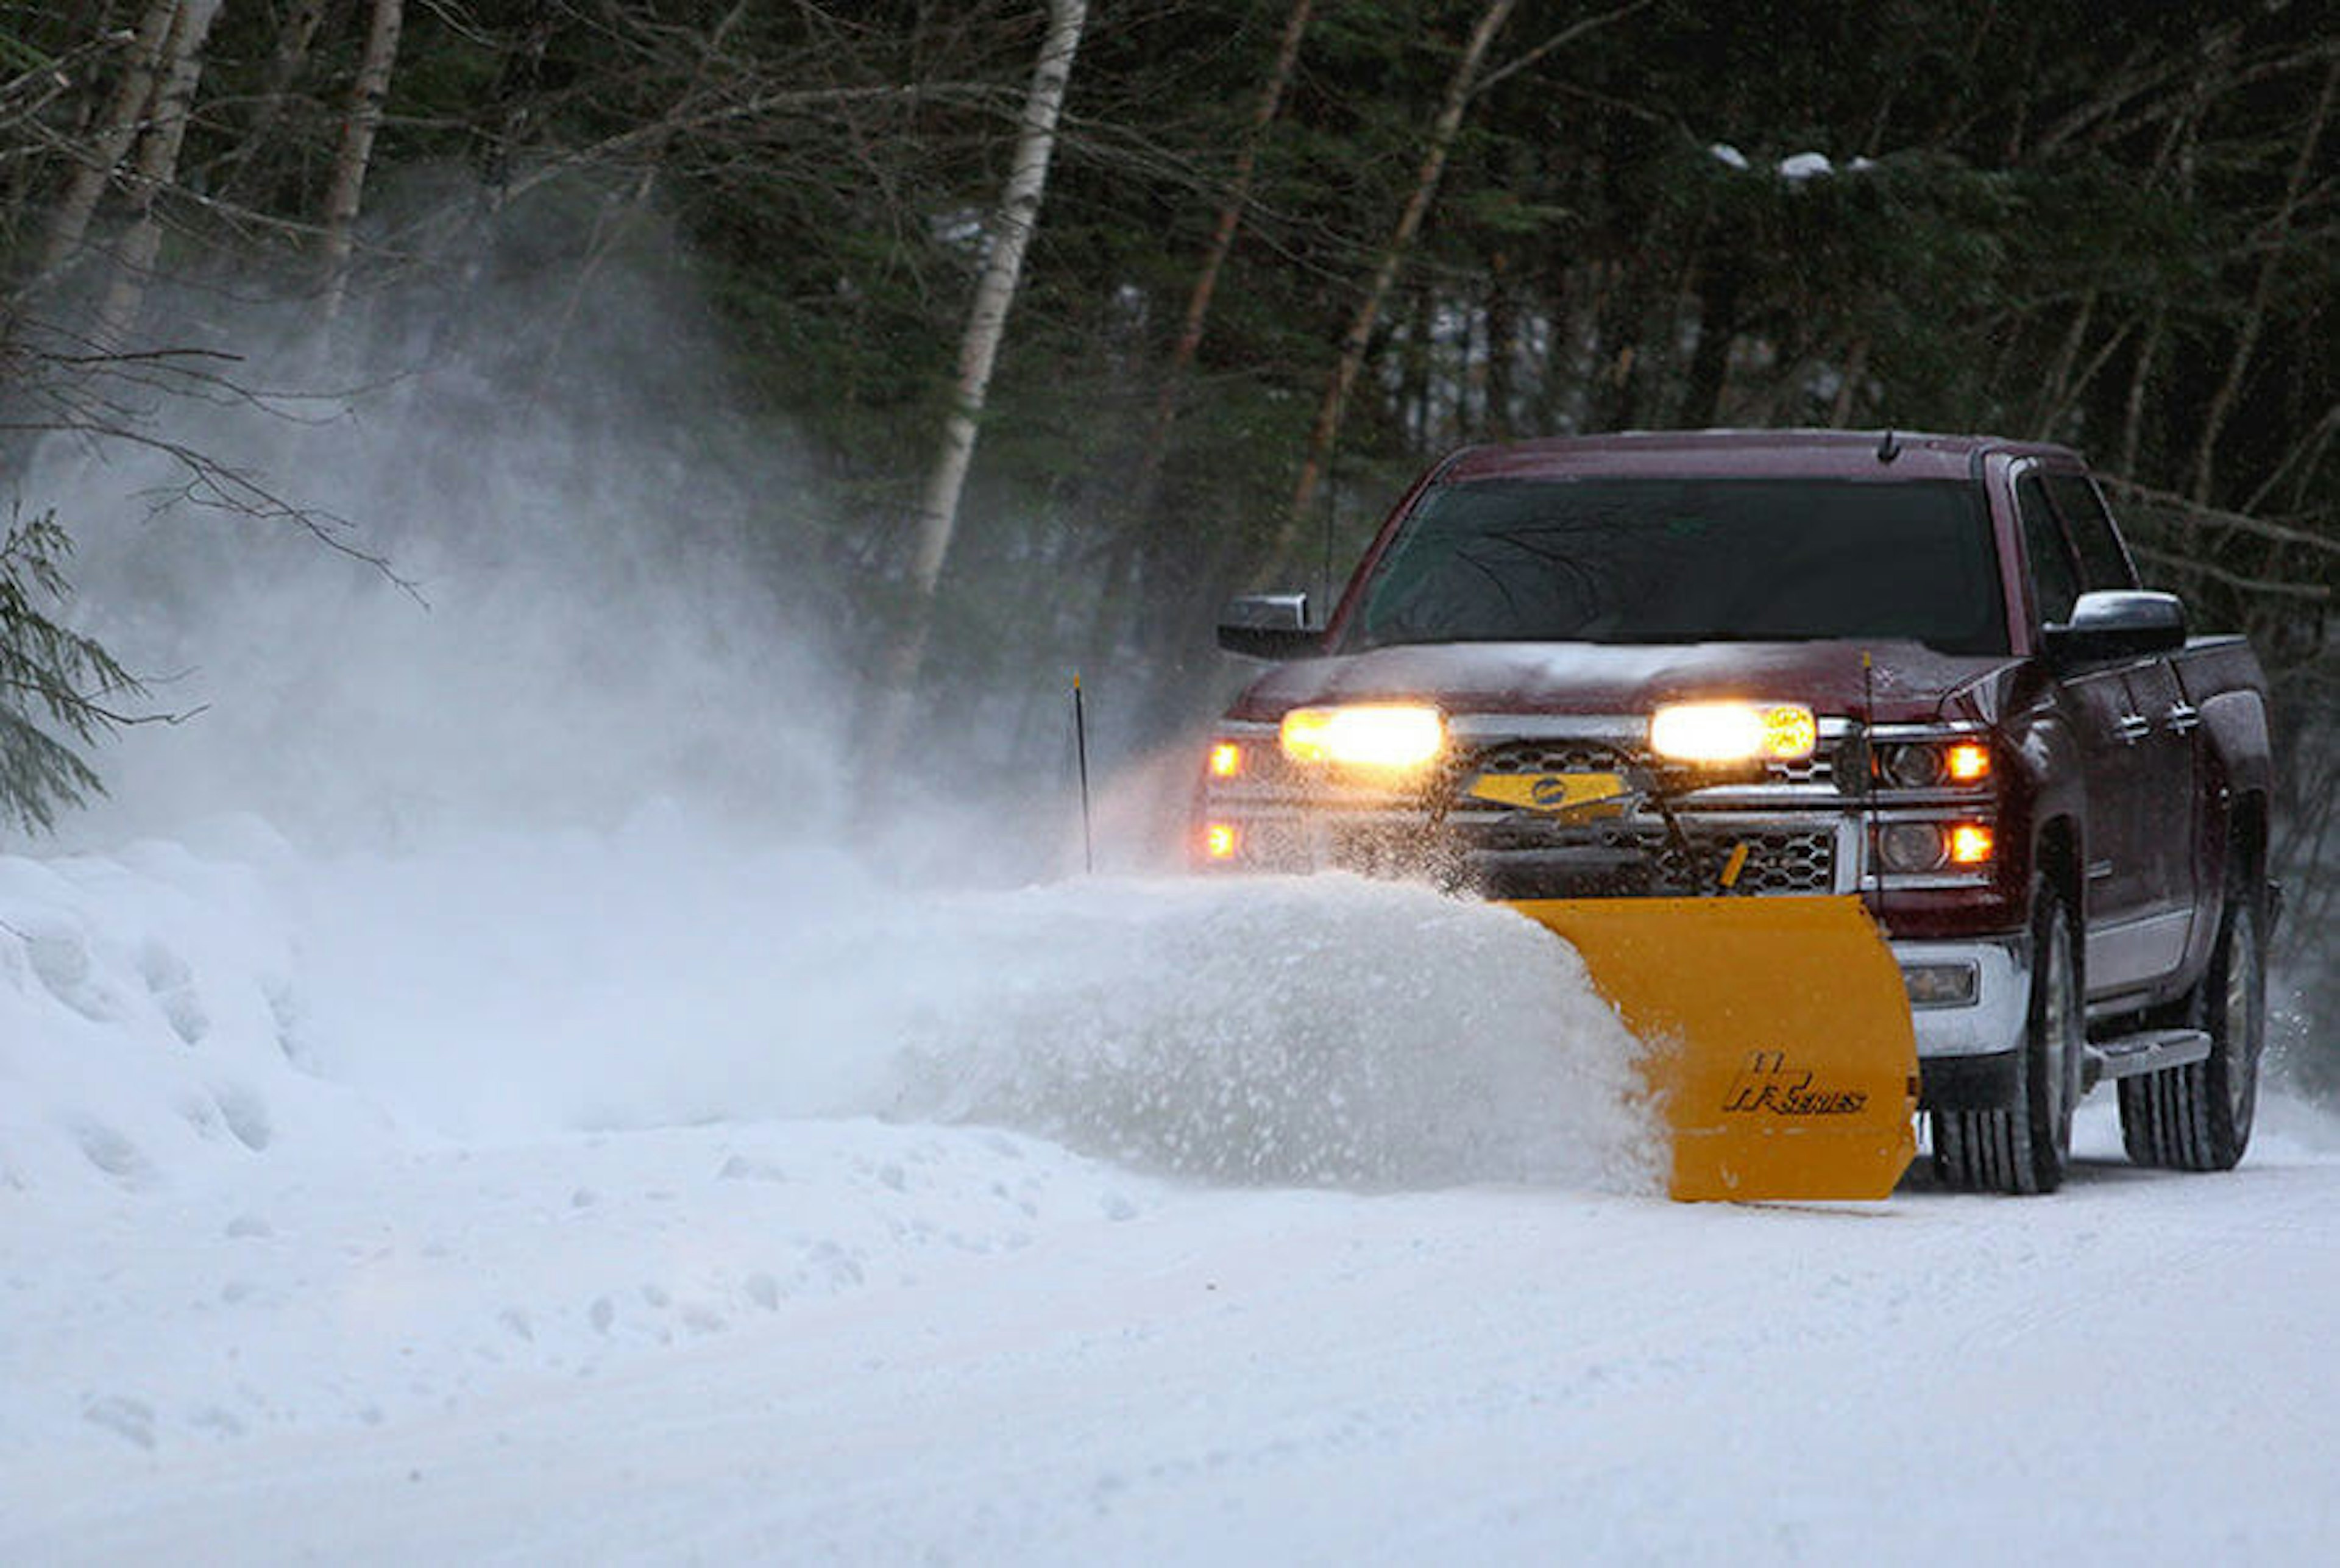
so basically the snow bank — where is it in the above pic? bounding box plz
[1,820,1662,1198]
[0,829,395,1194]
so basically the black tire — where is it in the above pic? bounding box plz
[1932,881,2081,1194]
[2119,878,2263,1171]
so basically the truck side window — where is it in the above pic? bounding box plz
[2017,476,2079,626]
[2044,473,2137,591]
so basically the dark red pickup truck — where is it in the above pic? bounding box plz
[1195,430,2276,1194]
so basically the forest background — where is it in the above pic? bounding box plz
[1,1,2333,1072]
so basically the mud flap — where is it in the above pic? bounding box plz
[1506,895,1918,1201]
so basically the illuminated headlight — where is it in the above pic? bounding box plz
[1648,701,1817,764]
[1278,704,1447,772]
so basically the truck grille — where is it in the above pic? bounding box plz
[1446,818,1837,898]
[1459,739,1834,788]
[1211,733,1841,895]
[1464,740,1634,776]
[1658,828,1835,894]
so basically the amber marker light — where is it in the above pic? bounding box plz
[1948,823,1994,865]
[1764,704,1819,761]
[1649,701,1818,764]
[1278,703,1446,772]
[1945,742,1993,783]
[1202,822,1239,860]
[1208,742,1244,779]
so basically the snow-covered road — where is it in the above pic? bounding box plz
[4,832,2336,1563]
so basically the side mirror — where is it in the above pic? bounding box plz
[2043,589,2187,666]
[1216,592,1322,659]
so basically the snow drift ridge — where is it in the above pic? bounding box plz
[2,822,1661,1196]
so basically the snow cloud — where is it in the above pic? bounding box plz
[23,222,844,854]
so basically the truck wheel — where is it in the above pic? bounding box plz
[2119,881,2263,1171]
[1932,882,2079,1194]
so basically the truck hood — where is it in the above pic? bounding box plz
[1228,640,2012,726]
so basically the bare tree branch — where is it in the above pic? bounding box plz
[2100,477,2340,560]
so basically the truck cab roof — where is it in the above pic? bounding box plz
[1439,429,2084,486]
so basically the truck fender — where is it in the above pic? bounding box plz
[2197,689,2273,808]
[2009,705,2088,919]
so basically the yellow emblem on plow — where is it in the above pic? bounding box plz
[1466,771,1631,816]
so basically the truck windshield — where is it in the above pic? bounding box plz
[1348,477,2007,655]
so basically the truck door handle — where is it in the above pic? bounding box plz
[2166,703,2201,734]
[2115,714,2152,743]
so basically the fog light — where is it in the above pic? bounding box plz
[1203,822,1239,860]
[1901,962,1980,1007]
[1877,822,1946,872]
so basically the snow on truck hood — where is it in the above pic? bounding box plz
[1229,639,2008,725]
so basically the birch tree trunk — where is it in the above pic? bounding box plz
[34,0,179,284]
[1274,0,1516,567]
[319,0,406,320]
[96,0,224,341]
[868,0,1087,764]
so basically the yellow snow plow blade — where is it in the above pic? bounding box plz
[1506,895,1919,1202]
